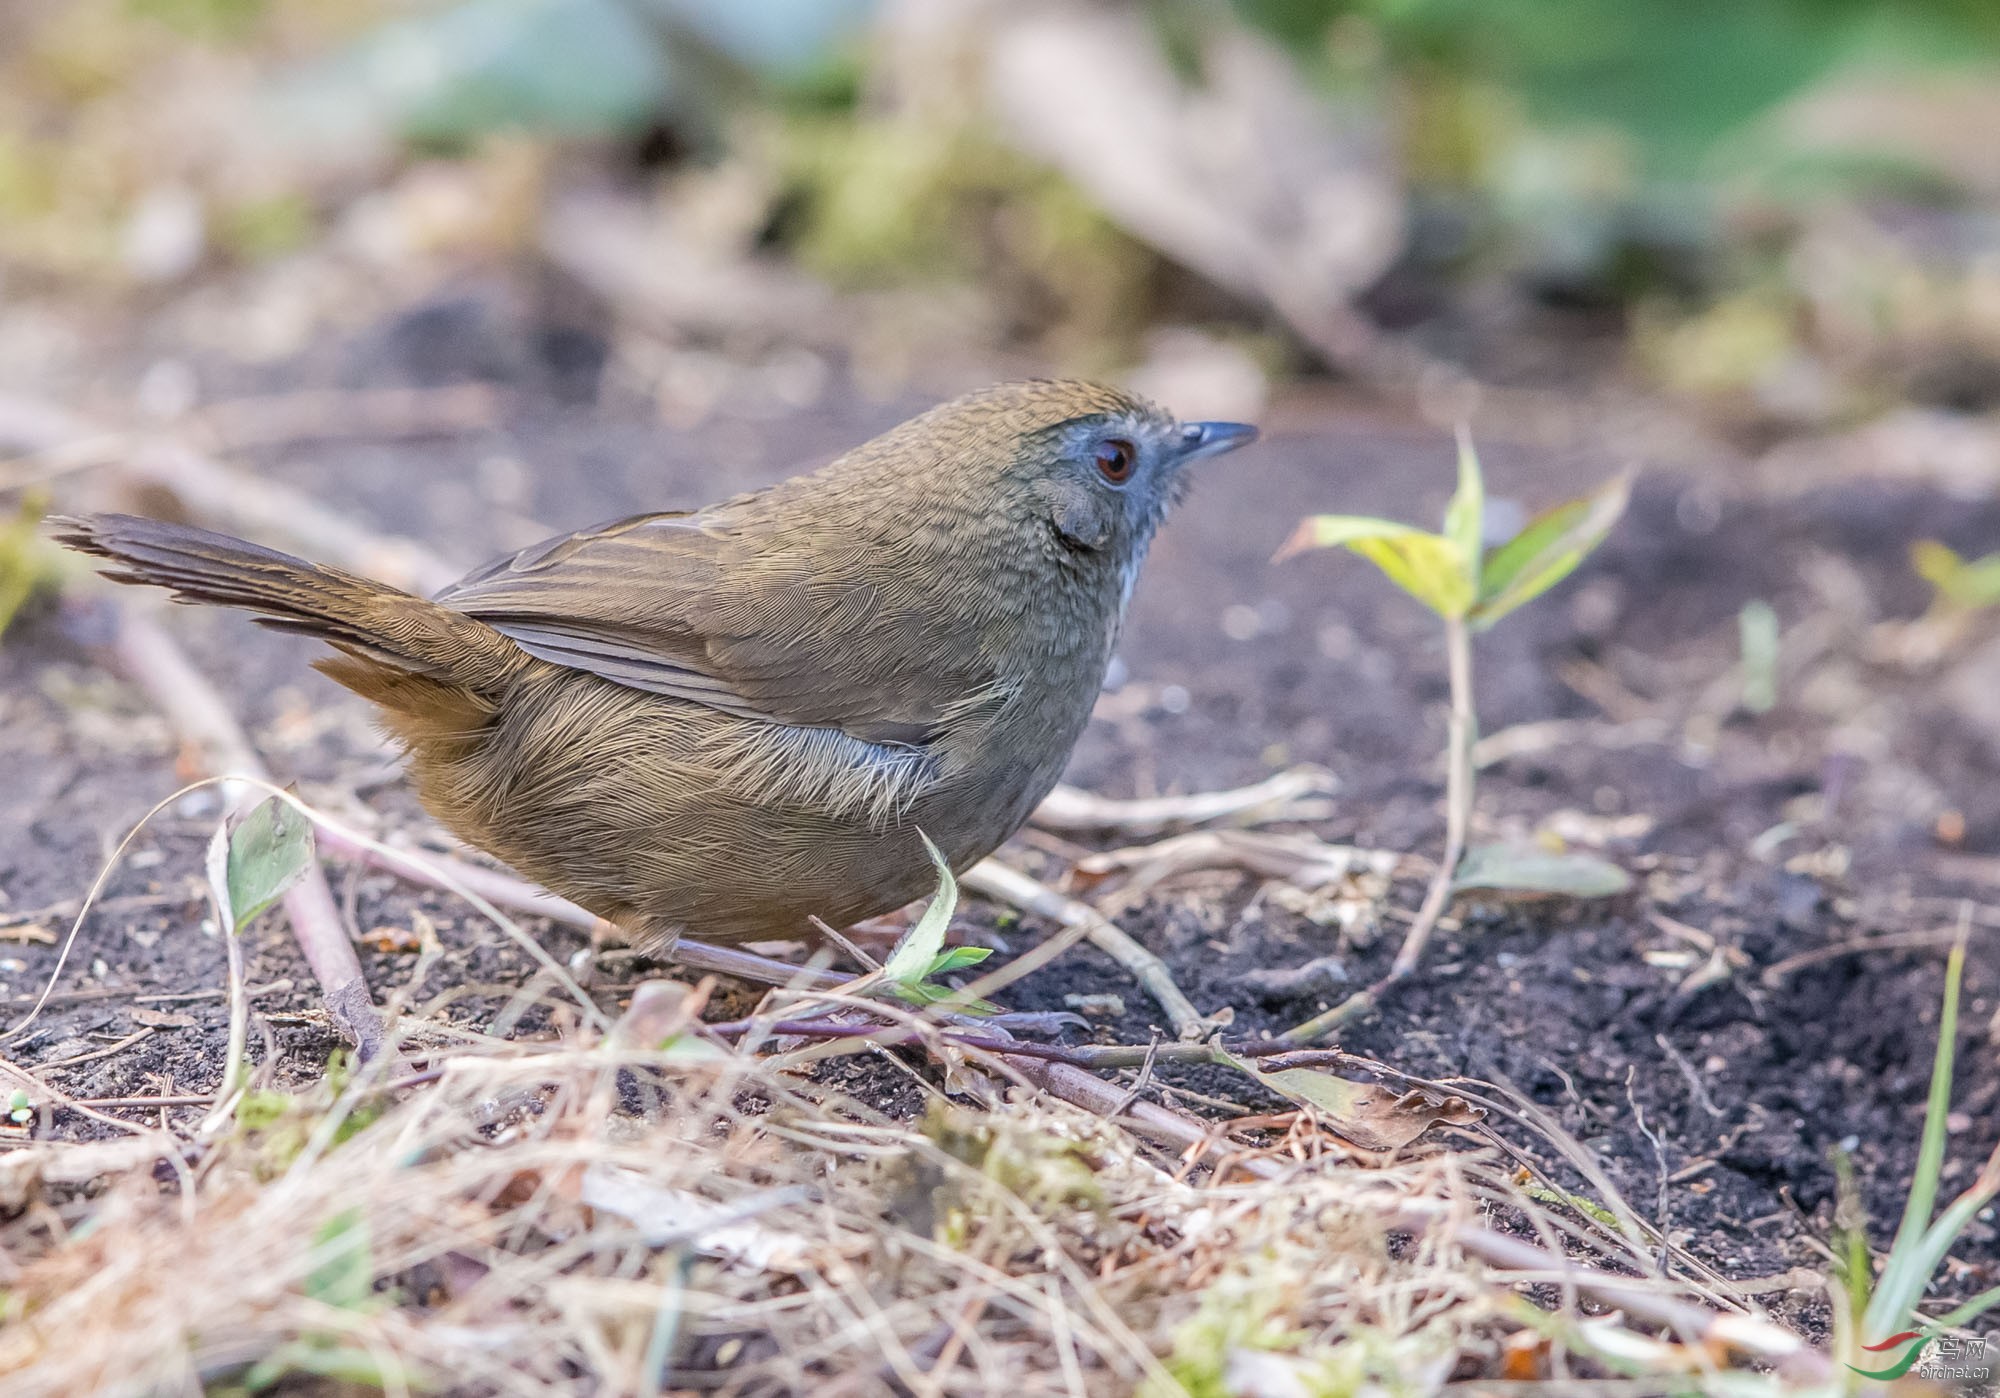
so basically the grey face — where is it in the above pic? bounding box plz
[1035,412,1259,562]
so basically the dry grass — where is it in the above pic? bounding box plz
[0,989,1523,1397]
[0,953,1843,1398]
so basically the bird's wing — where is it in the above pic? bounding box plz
[434,510,979,744]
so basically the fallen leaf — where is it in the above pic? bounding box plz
[1235,1059,1482,1151]
[580,1165,817,1271]
[1452,842,1633,901]
[987,9,1401,373]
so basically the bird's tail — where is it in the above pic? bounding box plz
[52,513,525,716]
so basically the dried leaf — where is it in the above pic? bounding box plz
[988,11,1400,371]
[580,1165,816,1270]
[1228,1055,1481,1150]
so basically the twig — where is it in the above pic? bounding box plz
[72,1093,217,1110]
[1075,830,1401,894]
[1759,926,1971,984]
[38,1027,155,1070]
[962,860,1219,1038]
[1031,766,1337,835]
[67,597,388,1057]
[1472,717,1672,769]
[203,840,251,1134]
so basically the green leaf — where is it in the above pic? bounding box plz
[884,979,1003,1015]
[214,797,316,934]
[1470,474,1630,630]
[0,495,59,643]
[305,1208,375,1311]
[927,946,993,976]
[1864,939,1977,1343]
[1279,516,1474,619]
[882,832,958,984]
[1738,600,1779,714]
[1518,1178,1623,1229]
[1451,842,1632,900]
[245,1340,413,1393]
[1444,427,1485,601]
[1913,540,2000,612]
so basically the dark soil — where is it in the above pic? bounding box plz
[3,286,1997,1330]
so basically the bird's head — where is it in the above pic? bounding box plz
[836,380,1256,584]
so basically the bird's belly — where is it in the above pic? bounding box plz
[400,670,1085,947]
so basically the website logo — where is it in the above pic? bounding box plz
[1849,1328,1990,1384]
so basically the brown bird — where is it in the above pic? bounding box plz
[55,380,1255,955]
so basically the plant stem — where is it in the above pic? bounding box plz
[1397,611,1476,977]
[1282,614,1475,1043]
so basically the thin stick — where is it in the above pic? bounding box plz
[1284,613,1473,1043]
[203,860,250,1134]
[1030,767,1336,835]
[72,599,388,1057]
[962,860,1215,1038]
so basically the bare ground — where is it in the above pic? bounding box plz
[2,285,1998,1384]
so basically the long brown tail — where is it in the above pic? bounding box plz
[52,514,526,703]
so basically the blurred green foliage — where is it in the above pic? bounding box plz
[1230,0,2000,177]
[128,0,271,40]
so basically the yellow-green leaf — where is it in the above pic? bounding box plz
[883,831,957,984]
[1471,474,1630,630]
[1444,427,1485,599]
[1347,532,1476,619]
[1912,540,2000,612]
[1280,515,1473,618]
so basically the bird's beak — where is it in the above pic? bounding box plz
[1175,421,1259,464]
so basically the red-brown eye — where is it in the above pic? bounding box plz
[1095,438,1136,484]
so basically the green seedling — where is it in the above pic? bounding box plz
[1738,599,1780,715]
[880,833,996,1012]
[1835,934,2000,1384]
[204,796,316,1115]
[0,493,61,641]
[1912,540,2000,616]
[1276,432,1629,1041]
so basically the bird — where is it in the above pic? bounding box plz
[54,380,1256,956]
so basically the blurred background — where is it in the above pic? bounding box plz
[2,0,2000,457]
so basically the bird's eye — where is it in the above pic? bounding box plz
[1095,438,1136,484]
